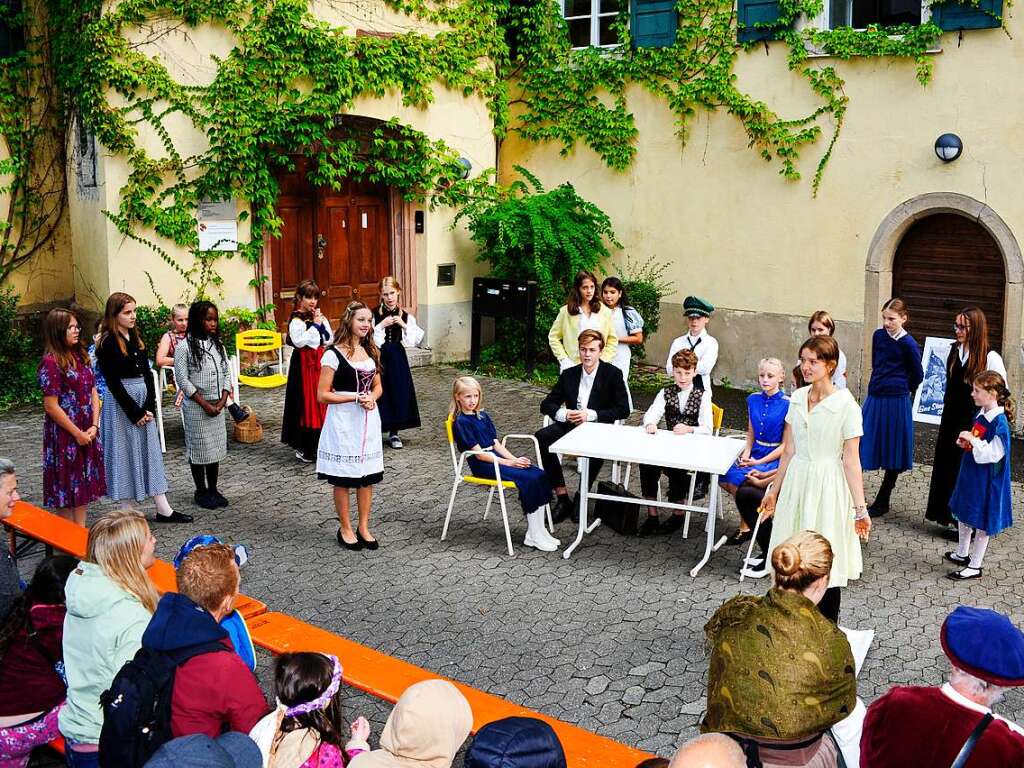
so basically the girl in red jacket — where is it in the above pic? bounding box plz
[0,556,77,768]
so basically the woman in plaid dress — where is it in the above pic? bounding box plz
[173,301,232,510]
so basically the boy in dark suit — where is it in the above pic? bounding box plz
[535,329,630,524]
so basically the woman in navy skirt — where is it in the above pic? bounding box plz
[860,298,923,517]
[450,376,558,552]
[372,277,422,449]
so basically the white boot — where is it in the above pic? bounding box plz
[537,507,560,547]
[524,510,558,552]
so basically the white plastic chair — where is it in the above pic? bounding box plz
[151,368,167,453]
[441,415,553,557]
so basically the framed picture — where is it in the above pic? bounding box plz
[912,336,955,424]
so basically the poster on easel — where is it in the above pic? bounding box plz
[912,336,955,425]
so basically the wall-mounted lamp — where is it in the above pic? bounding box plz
[934,133,963,163]
[457,157,472,179]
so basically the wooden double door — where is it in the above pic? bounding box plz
[271,159,390,329]
[893,213,1005,350]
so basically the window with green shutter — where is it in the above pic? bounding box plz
[630,0,678,48]
[930,0,1002,30]
[736,0,782,42]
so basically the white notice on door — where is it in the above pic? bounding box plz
[361,212,367,229]
[198,220,237,251]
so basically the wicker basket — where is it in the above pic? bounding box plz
[233,407,264,443]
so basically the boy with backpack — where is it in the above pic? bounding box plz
[100,544,267,766]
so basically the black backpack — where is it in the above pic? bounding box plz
[98,640,227,768]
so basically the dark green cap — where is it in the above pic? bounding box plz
[683,296,714,318]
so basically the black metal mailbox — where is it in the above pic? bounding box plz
[470,277,538,374]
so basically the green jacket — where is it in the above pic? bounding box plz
[58,561,152,743]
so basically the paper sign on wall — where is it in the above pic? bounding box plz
[198,220,237,251]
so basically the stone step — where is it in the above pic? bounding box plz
[407,347,433,368]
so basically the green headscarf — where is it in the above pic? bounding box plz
[702,588,856,740]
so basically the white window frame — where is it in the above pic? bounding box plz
[562,0,621,49]
[808,0,932,30]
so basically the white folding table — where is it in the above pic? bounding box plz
[549,422,745,574]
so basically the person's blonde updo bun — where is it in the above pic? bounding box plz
[771,531,833,593]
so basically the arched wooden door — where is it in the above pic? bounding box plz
[893,213,1005,350]
[270,157,390,329]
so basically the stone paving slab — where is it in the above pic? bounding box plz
[4,364,1024,758]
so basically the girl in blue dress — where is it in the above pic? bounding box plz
[721,358,788,547]
[860,298,924,517]
[945,370,1014,581]
[450,376,559,552]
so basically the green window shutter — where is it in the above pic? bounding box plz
[736,0,782,42]
[631,0,678,48]
[931,0,1002,30]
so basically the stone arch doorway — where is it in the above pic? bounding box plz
[863,192,1023,398]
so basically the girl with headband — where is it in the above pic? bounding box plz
[249,652,370,767]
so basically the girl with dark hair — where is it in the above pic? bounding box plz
[601,276,643,408]
[317,302,384,551]
[859,299,923,517]
[925,307,1007,529]
[0,556,78,768]
[249,653,370,767]
[283,279,332,463]
[760,336,870,624]
[38,309,105,526]
[173,301,232,509]
[548,270,617,372]
[96,293,187,523]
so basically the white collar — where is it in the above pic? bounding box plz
[580,365,598,379]
[981,405,1005,420]
[941,683,1024,736]
[687,330,706,342]
[675,384,695,396]
[887,328,907,341]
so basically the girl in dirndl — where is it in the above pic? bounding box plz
[96,293,189,524]
[859,298,923,517]
[282,280,332,463]
[174,301,232,510]
[317,301,384,552]
[373,276,423,449]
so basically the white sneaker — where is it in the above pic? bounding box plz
[538,525,561,548]
[389,435,404,449]
[523,532,559,552]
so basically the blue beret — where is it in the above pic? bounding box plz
[465,717,566,768]
[941,606,1024,686]
[683,296,714,317]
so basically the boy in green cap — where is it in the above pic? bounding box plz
[665,296,718,394]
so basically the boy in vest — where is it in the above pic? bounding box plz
[638,349,713,537]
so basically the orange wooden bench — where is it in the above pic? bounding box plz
[248,612,652,768]
[4,501,267,620]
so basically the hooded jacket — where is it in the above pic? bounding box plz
[0,604,66,716]
[58,561,152,743]
[349,680,473,768]
[142,592,268,739]
[464,717,567,768]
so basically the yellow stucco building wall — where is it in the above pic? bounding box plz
[500,24,1024,397]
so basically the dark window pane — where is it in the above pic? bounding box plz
[598,15,618,45]
[568,17,592,46]
[564,0,592,18]
[600,0,624,13]
[830,0,849,27]
[851,0,920,26]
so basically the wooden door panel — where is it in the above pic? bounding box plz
[894,213,1005,351]
[270,200,314,329]
[353,203,387,309]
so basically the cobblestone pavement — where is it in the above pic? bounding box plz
[4,365,1024,758]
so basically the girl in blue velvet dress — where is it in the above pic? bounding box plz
[860,298,924,517]
[945,370,1014,581]
[450,376,559,553]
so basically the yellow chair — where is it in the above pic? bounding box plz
[232,330,287,402]
[441,414,553,557]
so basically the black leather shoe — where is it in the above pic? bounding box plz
[725,529,753,546]
[638,516,660,537]
[657,514,686,535]
[868,501,889,518]
[154,510,194,524]
[357,531,379,551]
[194,491,218,510]
[209,491,229,508]
[337,530,362,551]
[947,567,982,581]
[943,551,970,566]
[552,495,574,524]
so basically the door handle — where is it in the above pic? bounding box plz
[316,234,326,260]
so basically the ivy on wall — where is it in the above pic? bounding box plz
[0,0,1008,297]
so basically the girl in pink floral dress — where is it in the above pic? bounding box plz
[38,309,105,525]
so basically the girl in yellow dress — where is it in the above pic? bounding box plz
[760,335,871,623]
